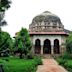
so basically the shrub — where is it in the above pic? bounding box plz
[56,52,72,72]
[34,56,42,65]
[26,51,34,59]
[61,52,72,59]
[66,32,72,54]
[63,61,72,72]
[58,59,66,65]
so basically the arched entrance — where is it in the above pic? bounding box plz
[35,39,41,54]
[54,39,60,54]
[43,39,51,54]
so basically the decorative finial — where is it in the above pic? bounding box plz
[43,11,51,13]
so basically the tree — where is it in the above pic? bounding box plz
[0,0,11,31]
[66,32,72,54]
[14,28,32,59]
[0,31,13,56]
[0,0,12,54]
[0,0,11,12]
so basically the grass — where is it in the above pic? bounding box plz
[0,57,42,72]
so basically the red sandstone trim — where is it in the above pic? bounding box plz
[29,32,68,35]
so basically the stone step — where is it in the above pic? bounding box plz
[42,54,53,59]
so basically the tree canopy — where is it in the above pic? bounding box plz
[0,31,13,56]
[14,28,32,58]
[0,0,11,12]
[0,0,11,31]
[66,32,72,53]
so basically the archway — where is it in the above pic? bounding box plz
[35,39,41,54]
[43,39,51,54]
[54,39,60,54]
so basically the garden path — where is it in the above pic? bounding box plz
[36,59,68,72]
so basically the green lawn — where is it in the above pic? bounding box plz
[0,57,42,72]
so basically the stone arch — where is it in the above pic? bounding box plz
[43,39,51,54]
[35,39,41,54]
[54,39,60,54]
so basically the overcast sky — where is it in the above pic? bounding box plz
[2,0,72,37]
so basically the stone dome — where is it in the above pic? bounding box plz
[29,11,64,32]
[32,11,61,24]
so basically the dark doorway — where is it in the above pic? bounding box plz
[35,39,41,54]
[54,39,60,54]
[43,39,51,54]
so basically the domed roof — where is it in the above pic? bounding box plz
[29,11,64,32]
[32,11,61,24]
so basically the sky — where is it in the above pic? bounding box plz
[2,0,72,37]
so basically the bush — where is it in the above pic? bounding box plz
[58,59,66,65]
[34,56,42,65]
[26,52,34,59]
[61,52,72,59]
[66,32,72,54]
[56,55,72,72]
[63,61,72,72]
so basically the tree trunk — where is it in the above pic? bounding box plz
[0,53,1,57]
[19,53,23,59]
[0,27,1,32]
[0,65,4,72]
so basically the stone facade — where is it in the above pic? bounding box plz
[30,35,67,55]
[29,11,69,55]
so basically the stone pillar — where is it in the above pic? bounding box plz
[51,45,54,55]
[41,45,43,55]
[32,45,35,54]
[60,45,66,55]
[51,39,54,55]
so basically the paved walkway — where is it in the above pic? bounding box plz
[36,59,68,72]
